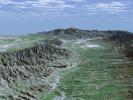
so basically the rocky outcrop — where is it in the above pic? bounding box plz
[0,39,69,83]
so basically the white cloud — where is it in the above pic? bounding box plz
[71,0,85,2]
[95,2,126,11]
[83,1,127,14]
[0,0,11,4]
[37,0,65,5]
[0,0,130,16]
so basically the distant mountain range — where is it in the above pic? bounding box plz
[35,27,133,39]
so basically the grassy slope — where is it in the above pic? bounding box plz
[64,41,132,100]
[41,39,133,100]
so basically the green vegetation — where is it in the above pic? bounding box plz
[41,90,61,100]
[0,30,132,99]
[56,40,132,100]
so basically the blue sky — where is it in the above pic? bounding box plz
[0,0,133,35]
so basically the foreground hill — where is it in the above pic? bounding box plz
[0,38,70,99]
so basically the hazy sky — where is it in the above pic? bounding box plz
[0,0,133,35]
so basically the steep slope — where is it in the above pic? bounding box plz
[0,38,70,99]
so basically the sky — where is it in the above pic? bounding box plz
[0,0,133,35]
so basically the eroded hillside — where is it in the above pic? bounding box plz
[0,38,71,100]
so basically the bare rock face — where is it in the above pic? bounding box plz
[0,38,69,85]
[0,38,70,99]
